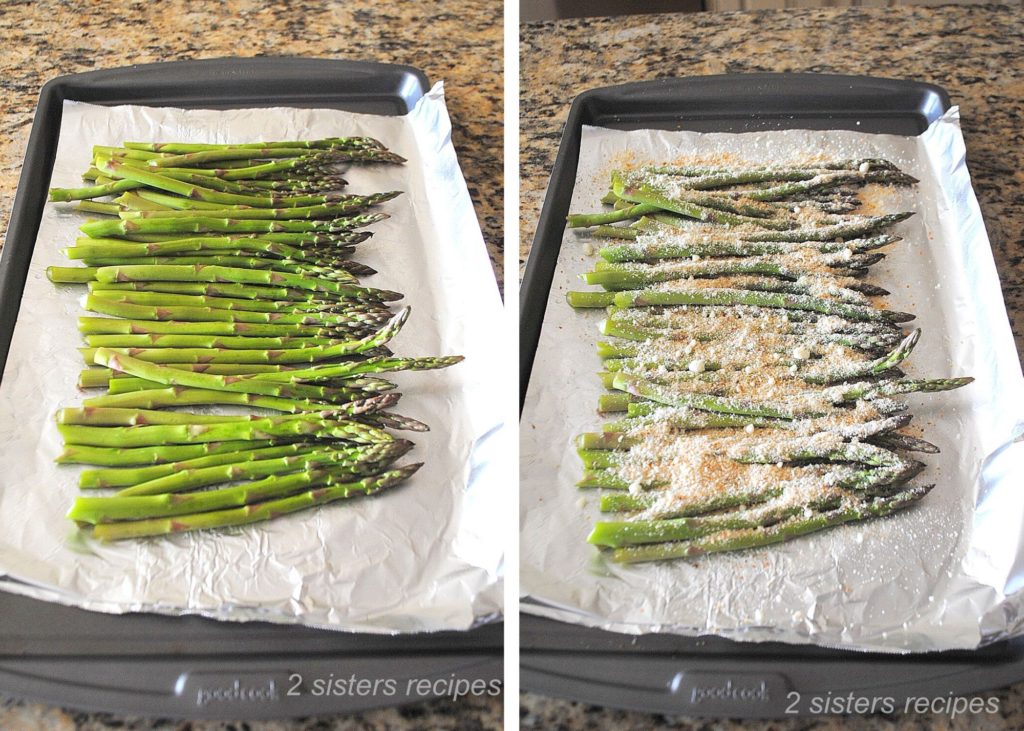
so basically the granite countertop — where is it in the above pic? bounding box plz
[520,3,1022,356]
[520,4,1024,728]
[0,1,502,729]
[0,0,503,292]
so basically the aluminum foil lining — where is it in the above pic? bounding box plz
[520,108,1024,653]
[0,83,506,634]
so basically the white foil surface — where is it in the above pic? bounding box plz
[520,109,1024,652]
[0,83,506,633]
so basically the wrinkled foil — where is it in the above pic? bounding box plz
[520,109,1024,653]
[0,83,506,634]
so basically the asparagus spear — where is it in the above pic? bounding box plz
[612,372,972,419]
[583,255,878,291]
[84,334,350,350]
[77,316,380,337]
[83,295,391,327]
[57,393,394,425]
[610,486,933,563]
[78,442,325,488]
[82,387,399,414]
[123,137,388,153]
[85,292,372,316]
[99,376,383,400]
[88,464,422,541]
[117,194,399,221]
[590,503,812,548]
[605,213,912,243]
[81,212,387,237]
[97,158,355,209]
[230,355,466,383]
[58,415,392,448]
[79,312,402,364]
[609,287,913,323]
[55,440,280,466]
[90,326,420,394]
[90,264,401,301]
[609,173,796,230]
[112,440,410,499]
[143,231,369,245]
[66,236,362,263]
[145,146,403,168]
[79,255,363,282]
[598,235,899,263]
[47,267,97,283]
[85,280,371,302]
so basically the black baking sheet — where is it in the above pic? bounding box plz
[0,57,501,720]
[518,73,1024,718]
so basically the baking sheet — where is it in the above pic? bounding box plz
[0,83,506,634]
[520,108,1024,653]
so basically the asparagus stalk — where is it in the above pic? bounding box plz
[145,146,403,168]
[55,440,279,466]
[610,486,933,563]
[598,235,899,262]
[66,236,361,263]
[79,255,362,281]
[113,441,410,499]
[617,213,912,243]
[85,280,371,302]
[115,232,371,247]
[610,172,798,228]
[88,464,422,541]
[82,387,399,414]
[91,264,401,301]
[47,267,97,283]
[76,319,364,340]
[124,137,388,153]
[58,415,392,448]
[85,292,373,316]
[81,212,387,237]
[80,310,403,365]
[609,287,913,323]
[78,442,324,488]
[600,485,783,517]
[83,295,392,327]
[117,193,399,221]
[100,376,383,400]
[612,372,972,418]
[57,392,395,425]
[90,332,415,396]
[85,449,365,506]
[231,355,466,383]
[583,256,878,291]
[84,334,349,350]
[97,158,356,209]
[590,503,811,548]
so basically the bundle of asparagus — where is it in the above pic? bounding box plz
[46,137,462,541]
[565,158,972,564]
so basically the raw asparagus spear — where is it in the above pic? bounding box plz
[88,464,422,541]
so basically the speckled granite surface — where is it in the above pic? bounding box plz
[0,693,501,731]
[520,4,1024,727]
[520,3,1023,356]
[0,0,503,291]
[0,1,501,729]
